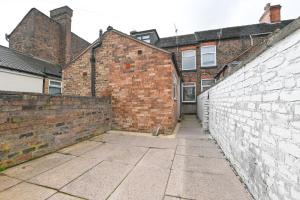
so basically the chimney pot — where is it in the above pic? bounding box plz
[259,3,281,24]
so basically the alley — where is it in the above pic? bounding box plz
[0,115,251,200]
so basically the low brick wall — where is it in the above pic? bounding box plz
[0,91,111,169]
[198,21,300,199]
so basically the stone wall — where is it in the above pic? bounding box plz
[0,91,111,169]
[197,21,300,200]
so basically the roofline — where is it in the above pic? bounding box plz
[71,32,91,45]
[7,8,61,38]
[158,19,295,48]
[0,65,44,77]
[130,29,160,39]
[64,28,172,69]
[215,17,300,82]
[0,45,60,66]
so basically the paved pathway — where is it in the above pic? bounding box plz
[0,115,252,200]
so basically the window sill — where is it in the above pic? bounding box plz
[201,65,217,68]
[181,69,197,72]
[182,101,196,103]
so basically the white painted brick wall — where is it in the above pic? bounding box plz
[198,28,300,200]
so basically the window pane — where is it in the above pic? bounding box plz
[49,87,61,95]
[182,50,196,70]
[202,86,210,92]
[202,79,215,86]
[183,85,196,102]
[141,35,150,39]
[49,81,61,86]
[143,39,150,43]
[182,50,195,57]
[202,53,215,66]
[201,46,215,54]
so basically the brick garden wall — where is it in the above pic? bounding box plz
[197,24,300,200]
[0,91,111,169]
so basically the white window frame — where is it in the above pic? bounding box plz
[201,79,215,92]
[48,79,62,95]
[182,50,196,71]
[201,45,217,67]
[136,34,151,43]
[181,82,196,103]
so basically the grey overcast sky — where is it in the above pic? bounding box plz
[0,0,299,46]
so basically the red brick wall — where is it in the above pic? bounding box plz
[163,36,268,94]
[64,31,179,134]
[63,51,92,96]
[9,9,62,65]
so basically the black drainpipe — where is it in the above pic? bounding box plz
[90,29,103,97]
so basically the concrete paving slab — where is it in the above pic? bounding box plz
[81,143,148,165]
[61,161,133,200]
[108,165,170,200]
[47,193,83,200]
[0,174,21,192]
[0,182,56,200]
[177,138,217,147]
[172,155,233,175]
[176,145,224,158]
[166,170,251,200]
[134,137,177,149]
[59,140,102,156]
[29,157,100,189]
[3,153,74,180]
[92,133,177,149]
[137,148,175,169]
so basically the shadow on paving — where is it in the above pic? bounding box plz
[0,115,252,200]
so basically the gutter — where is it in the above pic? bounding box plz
[90,29,103,97]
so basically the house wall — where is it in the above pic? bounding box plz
[9,9,62,65]
[0,68,43,93]
[164,36,267,114]
[0,91,111,169]
[197,27,300,200]
[64,31,179,134]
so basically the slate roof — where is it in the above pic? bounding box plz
[0,45,61,78]
[156,19,294,48]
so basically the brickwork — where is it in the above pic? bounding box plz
[64,30,179,134]
[9,9,62,65]
[198,26,300,200]
[8,7,90,66]
[0,91,111,169]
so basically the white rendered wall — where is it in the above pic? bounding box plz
[198,28,300,200]
[0,69,43,93]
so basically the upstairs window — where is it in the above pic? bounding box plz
[201,79,215,92]
[201,45,216,67]
[136,34,150,43]
[182,82,196,102]
[49,80,62,95]
[182,50,196,70]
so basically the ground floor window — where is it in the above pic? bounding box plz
[201,79,215,92]
[182,82,196,102]
[49,79,62,95]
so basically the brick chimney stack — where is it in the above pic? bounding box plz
[259,3,281,24]
[50,6,73,65]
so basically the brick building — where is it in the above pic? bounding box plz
[63,29,181,134]
[4,6,90,94]
[130,3,293,113]
[3,3,295,134]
